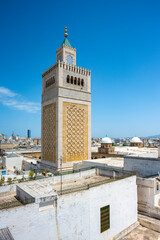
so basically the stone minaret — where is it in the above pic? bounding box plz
[41,27,91,170]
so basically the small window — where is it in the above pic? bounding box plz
[71,76,73,84]
[81,79,84,87]
[78,78,80,86]
[46,77,55,88]
[67,55,73,64]
[58,56,61,62]
[74,77,77,85]
[100,205,110,233]
[67,75,70,83]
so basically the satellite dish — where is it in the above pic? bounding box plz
[47,184,52,192]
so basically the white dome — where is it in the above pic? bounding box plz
[130,137,142,143]
[101,137,112,144]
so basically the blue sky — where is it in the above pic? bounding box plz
[0,0,160,138]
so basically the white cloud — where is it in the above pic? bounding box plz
[0,87,17,97]
[0,87,41,113]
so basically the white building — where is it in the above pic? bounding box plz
[124,155,160,219]
[130,137,143,147]
[2,153,23,171]
[0,166,137,240]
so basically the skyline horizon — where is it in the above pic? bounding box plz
[1,126,160,140]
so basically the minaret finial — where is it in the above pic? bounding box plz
[64,26,68,38]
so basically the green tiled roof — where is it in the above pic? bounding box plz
[62,38,72,47]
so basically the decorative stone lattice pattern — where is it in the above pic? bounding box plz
[63,102,88,162]
[42,103,56,162]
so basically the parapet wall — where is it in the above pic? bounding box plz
[124,156,160,177]
[42,61,91,78]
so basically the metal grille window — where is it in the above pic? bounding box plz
[46,77,55,88]
[100,205,110,233]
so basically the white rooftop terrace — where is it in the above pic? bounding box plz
[115,146,158,158]
[91,146,158,158]
[83,158,124,169]
[16,166,134,204]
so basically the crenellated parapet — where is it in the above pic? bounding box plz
[42,63,58,78]
[42,61,91,78]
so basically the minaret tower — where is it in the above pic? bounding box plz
[41,27,91,170]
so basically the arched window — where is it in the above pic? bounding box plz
[78,78,80,86]
[81,79,84,87]
[74,77,77,85]
[67,55,73,64]
[71,76,73,84]
[67,75,70,83]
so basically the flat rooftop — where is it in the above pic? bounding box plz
[84,157,124,169]
[19,174,110,200]
[91,146,158,158]
[0,192,22,210]
[115,146,158,158]
[16,166,134,204]
[122,225,160,240]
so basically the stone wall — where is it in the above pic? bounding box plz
[92,152,124,159]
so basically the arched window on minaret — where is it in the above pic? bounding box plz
[81,79,84,87]
[67,75,70,83]
[74,77,77,85]
[67,55,73,65]
[71,76,73,84]
[78,78,80,86]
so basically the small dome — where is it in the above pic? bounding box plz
[101,137,112,144]
[130,137,142,143]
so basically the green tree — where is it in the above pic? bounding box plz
[28,171,34,179]
[7,178,12,184]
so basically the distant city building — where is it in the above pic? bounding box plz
[130,137,143,147]
[41,27,91,169]
[33,138,41,146]
[27,129,31,138]
[158,146,160,158]
[98,137,115,154]
[91,137,121,159]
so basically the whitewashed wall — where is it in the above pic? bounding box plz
[0,175,137,240]
[124,156,160,177]
[137,177,155,206]
[2,156,23,171]
[137,177,160,207]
